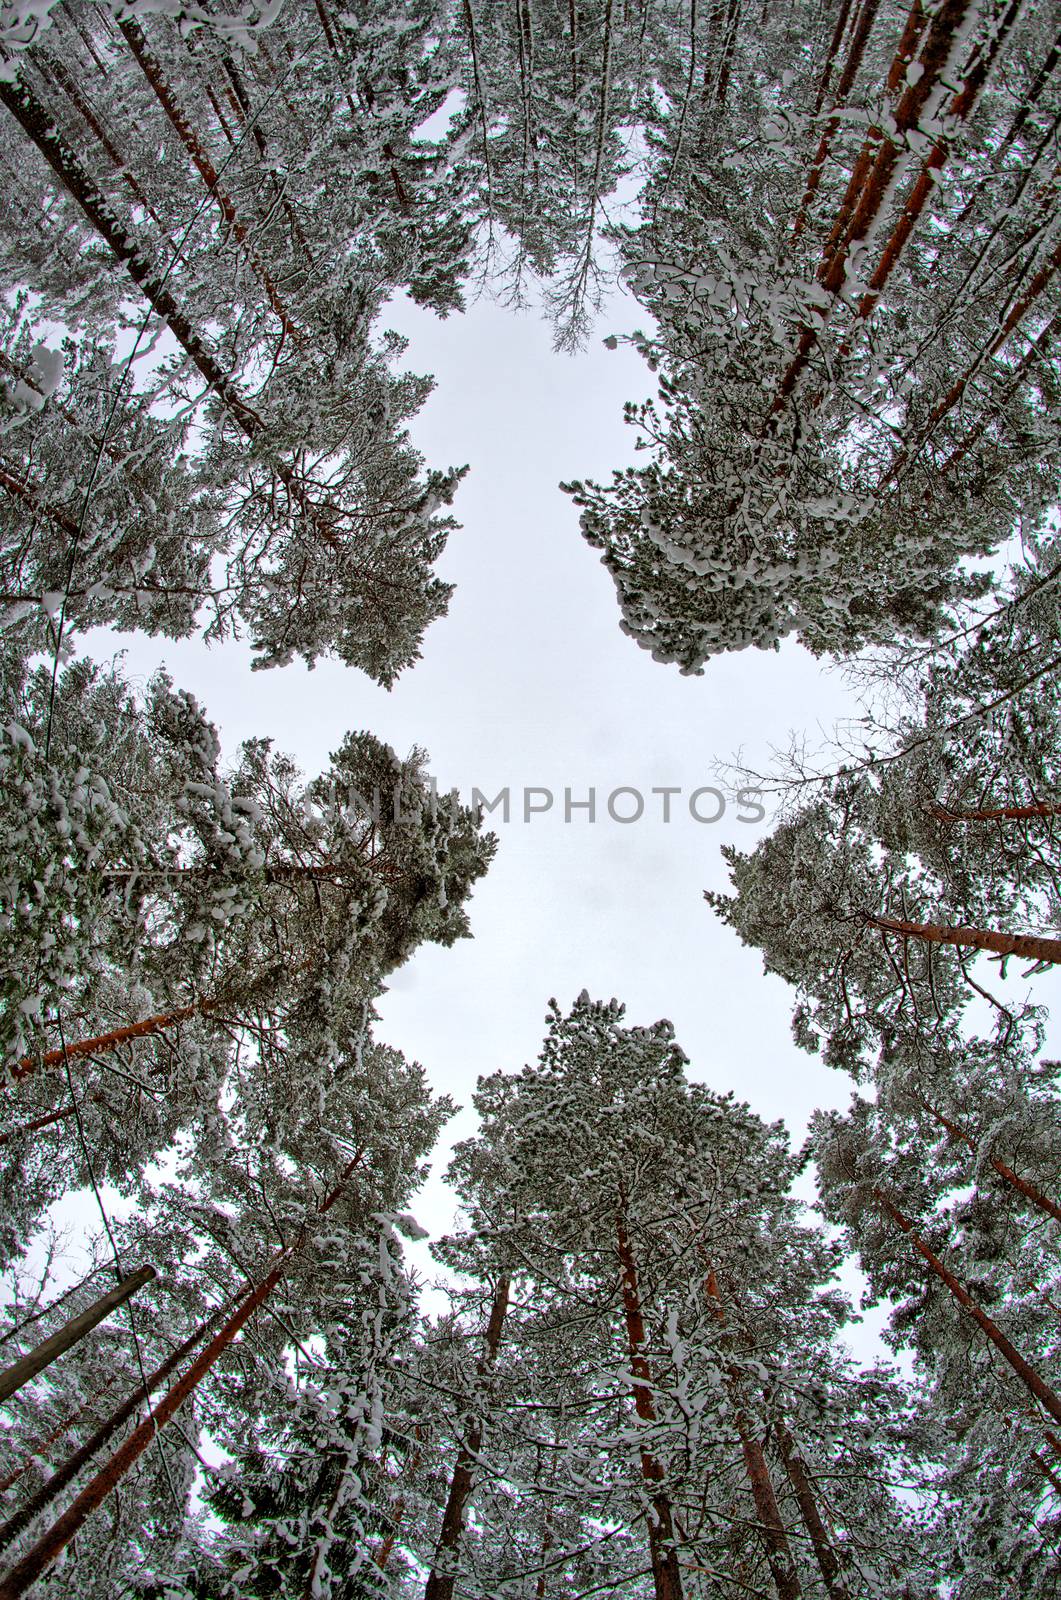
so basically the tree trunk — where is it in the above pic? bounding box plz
[774,0,967,410]
[929,801,1061,823]
[424,1274,510,1600]
[116,19,303,346]
[874,1189,1061,1426]
[704,1272,802,1600]
[615,1214,685,1600]
[868,912,1061,969]
[0,74,262,432]
[0,1375,118,1498]
[0,1106,77,1146]
[0,1151,365,1597]
[773,1414,850,1600]
[855,0,1024,318]
[0,1267,156,1405]
[911,1094,1061,1225]
[790,0,880,244]
[8,957,299,1083]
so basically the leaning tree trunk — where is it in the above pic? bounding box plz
[0,1268,155,1406]
[0,1105,77,1146]
[789,0,881,244]
[616,1213,685,1600]
[773,0,970,412]
[868,912,1061,968]
[424,1274,510,1600]
[0,1306,224,1553]
[772,1414,851,1600]
[0,1374,118,1500]
[874,1188,1061,1426]
[704,1271,802,1600]
[116,19,303,346]
[0,1150,366,1599]
[910,1093,1061,1225]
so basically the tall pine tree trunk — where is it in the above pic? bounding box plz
[424,1274,510,1600]
[0,1151,366,1598]
[0,73,262,433]
[116,19,303,346]
[0,1267,155,1405]
[874,1189,1061,1426]
[704,1272,802,1600]
[0,1310,222,1552]
[0,1375,118,1499]
[0,1106,77,1146]
[615,1214,685,1600]
[910,1093,1061,1224]
[790,0,881,243]
[868,912,1061,968]
[772,1414,850,1600]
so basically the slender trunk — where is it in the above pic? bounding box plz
[0,73,263,436]
[812,0,856,116]
[773,1415,850,1600]
[817,0,927,268]
[10,1000,211,1084]
[868,912,1061,969]
[8,957,298,1083]
[39,53,162,223]
[704,1272,801,1600]
[0,1106,77,1146]
[855,0,1024,318]
[995,23,1061,166]
[374,1429,423,1572]
[911,1094,1061,1225]
[941,312,1057,475]
[930,801,1061,823]
[790,0,881,245]
[615,1215,685,1600]
[116,19,303,347]
[424,1275,510,1600]
[0,1375,119,1498]
[1032,1450,1061,1496]
[775,0,967,410]
[0,1268,156,1406]
[0,1152,365,1596]
[0,465,82,540]
[875,1190,1061,1425]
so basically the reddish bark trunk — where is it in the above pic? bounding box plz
[775,0,968,410]
[40,51,161,223]
[868,912,1061,969]
[912,1095,1061,1226]
[705,1273,802,1600]
[0,465,82,539]
[616,1215,685,1600]
[790,0,881,245]
[0,74,342,552]
[0,1374,118,1498]
[0,73,262,434]
[930,800,1061,823]
[9,999,210,1084]
[773,1415,850,1600]
[1032,1450,1061,1496]
[116,20,302,347]
[875,1190,1061,1425]
[0,1151,365,1596]
[816,0,927,267]
[0,1105,77,1146]
[856,0,1024,318]
[0,1267,156,1405]
[424,1275,510,1600]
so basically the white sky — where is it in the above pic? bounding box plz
[79,279,1060,1342]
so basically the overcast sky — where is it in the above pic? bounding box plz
[81,278,1060,1339]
